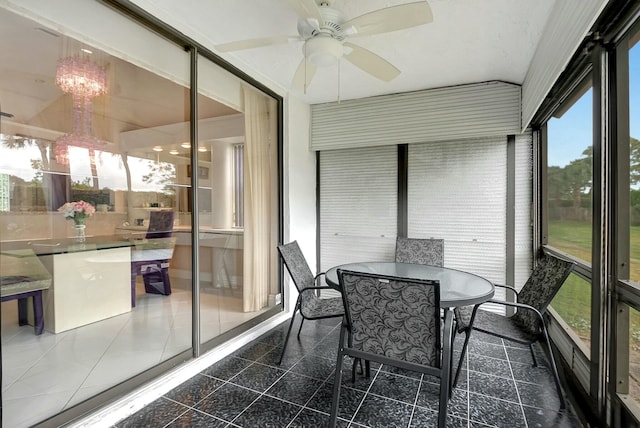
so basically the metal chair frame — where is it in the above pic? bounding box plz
[330,269,451,428]
[277,241,344,365]
[452,254,574,409]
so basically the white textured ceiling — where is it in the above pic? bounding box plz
[130,0,557,104]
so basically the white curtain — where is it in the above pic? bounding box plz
[242,85,277,312]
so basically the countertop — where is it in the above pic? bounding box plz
[1,236,134,257]
[116,226,243,234]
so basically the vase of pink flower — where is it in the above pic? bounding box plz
[58,201,95,242]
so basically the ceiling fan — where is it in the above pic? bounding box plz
[214,0,433,92]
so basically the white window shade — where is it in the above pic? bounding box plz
[319,146,397,276]
[311,82,521,151]
[408,137,508,310]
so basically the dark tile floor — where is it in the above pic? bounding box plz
[114,317,583,427]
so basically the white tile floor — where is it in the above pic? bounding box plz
[1,278,269,428]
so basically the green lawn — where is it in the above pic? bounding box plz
[549,220,640,347]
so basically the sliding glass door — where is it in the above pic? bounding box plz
[196,56,280,345]
[0,2,282,427]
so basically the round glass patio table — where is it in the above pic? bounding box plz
[325,261,494,308]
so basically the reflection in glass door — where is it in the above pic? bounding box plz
[197,56,280,345]
[0,5,197,426]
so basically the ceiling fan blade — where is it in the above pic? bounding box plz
[343,42,400,82]
[343,1,433,37]
[292,57,317,92]
[215,35,296,52]
[285,0,323,24]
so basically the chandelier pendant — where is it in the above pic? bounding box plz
[54,54,108,164]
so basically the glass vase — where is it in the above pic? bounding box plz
[74,224,86,243]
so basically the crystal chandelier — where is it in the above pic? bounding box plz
[56,55,108,99]
[54,54,108,164]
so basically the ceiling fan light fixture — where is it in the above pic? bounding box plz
[305,36,343,66]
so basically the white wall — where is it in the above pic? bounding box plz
[283,96,315,312]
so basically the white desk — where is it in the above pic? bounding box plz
[42,246,131,333]
[3,238,133,333]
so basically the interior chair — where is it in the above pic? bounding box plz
[452,252,574,408]
[330,270,450,428]
[0,250,52,335]
[277,241,344,365]
[395,237,444,266]
[130,211,175,307]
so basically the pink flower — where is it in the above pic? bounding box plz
[58,201,96,225]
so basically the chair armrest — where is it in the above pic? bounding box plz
[314,272,327,296]
[302,285,336,292]
[484,299,544,321]
[493,283,519,296]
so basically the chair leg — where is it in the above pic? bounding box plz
[277,299,300,365]
[351,358,358,383]
[450,324,459,387]
[529,343,539,367]
[439,309,453,428]
[17,297,28,325]
[453,329,469,388]
[297,317,305,339]
[330,326,347,428]
[349,357,366,382]
[542,324,566,409]
[452,307,478,389]
[130,268,138,307]
[160,267,172,295]
[143,265,172,296]
[32,291,44,335]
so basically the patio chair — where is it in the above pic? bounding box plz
[277,241,344,365]
[395,237,444,266]
[452,252,574,408]
[330,270,450,428]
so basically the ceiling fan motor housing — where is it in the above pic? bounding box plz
[318,6,345,39]
[302,4,346,66]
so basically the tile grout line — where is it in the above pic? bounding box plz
[282,322,362,427]
[119,320,580,428]
[227,353,294,426]
[503,338,529,428]
[64,317,134,411]
[282,352,341,427]
[229,324,342,426]
[175,342,291,425]
[407,373,425,427]
[160,396,228,427]
[348,363,381,427]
